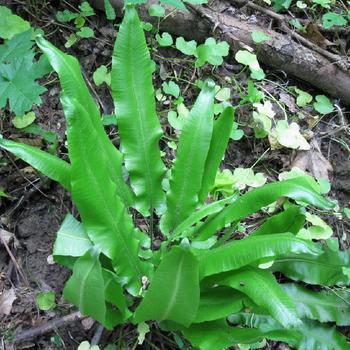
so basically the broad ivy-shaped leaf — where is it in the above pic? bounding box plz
[161,80,215,234]
[0,52,46,116]
[64,250,127,330]
[111,6,166,215]
[195,177,334,241]
[322,12,347,29]
[135,246,199,327]
[0,6,30,40]
[294,87,312,107]
[197,233,321,278]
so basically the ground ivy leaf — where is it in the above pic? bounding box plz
[230,122,244,140]
[215,87,231,102]
[162,81,180,98]
[322,12,347,29]
[251,31,272,44]
[56,9,79,23]
[12,111,36,129]
[64,33,78,48]
[297,212,333,240]
[196,38,229,67]
[313,95,334,114]
[176,37,197,56]
[93,65,111,86]
[156,32,173,47]
[270,120,310,150]
[79,1,95,17]
[294,87,312,107]
[35,291,56,311]
[235,50,260,70]
[77,26,94,38]
[0,6,31,40]
[148,4,165,17]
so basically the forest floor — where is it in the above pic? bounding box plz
[0,0,349,349]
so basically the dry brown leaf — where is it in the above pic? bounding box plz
[279,92,297,113]
[292,139,333,180]
[0,288,16,315]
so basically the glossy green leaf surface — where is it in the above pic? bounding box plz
[252,205,305,236]
[172,194,237,239]
[215,267,301,327]
[0,137,71,191]
[273,248,350,286]
[36,36,133,207]
[161,80,215,234]
[194,287,243,323]
[53,214,92,263]
[182,319,285,350]
[229,313,349,350]
[197,233,321,278]
[198,106,234,203]
[63,97,150,295]
[111,6,165,215]
[135,246,199,327]
[37,38,150,295]
[282,283,350,326]
[64,250,124,330]
[195,177,334,241]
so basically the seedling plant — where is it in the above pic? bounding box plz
[1,4,350,350]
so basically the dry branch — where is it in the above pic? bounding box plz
[89,0,350,106]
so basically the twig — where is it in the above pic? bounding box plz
[15,311,85,343]
[91,324,104,346]
[0,230,30,287]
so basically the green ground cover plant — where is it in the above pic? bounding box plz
[1,4,349,350]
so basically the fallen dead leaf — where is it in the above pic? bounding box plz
[279,92,297,113]
[0,288,17,315]
[292,139,333,180]
[0,228,14,245]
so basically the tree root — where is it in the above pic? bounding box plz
[89,0,350,106]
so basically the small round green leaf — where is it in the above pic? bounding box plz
[36,291,56,311]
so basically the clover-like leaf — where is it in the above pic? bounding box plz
[313,95,334,114]
[294,87,313,107]
[162,81,180,98]
[196,38,229,67]
[93,65,111,86]
[156,32,173,47]
[176,37,197,56]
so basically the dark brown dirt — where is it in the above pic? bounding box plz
[0,1,349,350]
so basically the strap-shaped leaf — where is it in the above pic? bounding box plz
[182,319,293,350]
[198,106,234,203]
[194,287,243,323]
[252,205,305,236]
[197,233,321,278]
[172,194,238,240]
[135,246,199,327]
[0,137,71,190]
[62,97,150,295]
[217,267,301,328]
[229,313,350,350]
[36,37,134,207]
[195,177,335,241]
[273,248,350,286]
[282,283,350,326]
[111,6,165,215]
[161,81,216,234]
[64,250,127,330]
